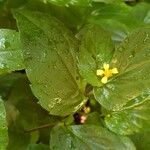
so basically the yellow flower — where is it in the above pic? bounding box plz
[96,63,118,84]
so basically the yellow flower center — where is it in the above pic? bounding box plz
[104,69,113,78]
[96,63,118,84]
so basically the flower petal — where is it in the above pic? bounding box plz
[96,69,104,76]
[103,64,109,70]
[111,68,118,74]
[101,76,108,84]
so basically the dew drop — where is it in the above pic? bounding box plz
[0,37,5,49]
[65,4,69,7]
[112,58,117,64]
[143,34,150,43]
[48,103,55,109]
[0,63,6,69]
[91,10,99,16]
[54,97,62,104]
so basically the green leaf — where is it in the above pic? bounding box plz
[0,73,24,99]
[130,131,150,150]
[89,3,150,42]
[6,77,39,150]
[78,25,114,87]
[50,124,136,150]
[88,4,131,43]
[26,144,50,150]
[13,10,85,116]
[0,0,5,9]
[26,0,91,31]
[85,112,104,126]
[92,0,123,4]
[0,98,8,150]
[90,3,131,21]
[105,92,150,135]
[123,3,150,29]
[5,0,28,9]
[5,76,59,150]
[43,0,92,6]
[94,27,150,111]
[89,18,129,43]
[0,29,24,74]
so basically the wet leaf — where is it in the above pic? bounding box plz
[43,0,92,6]
[105,92,150,135]
[94,27,150,111]
[0,29,24,74]
[89,3,150,42]
[50,124,136,150]
[13,10,85,116]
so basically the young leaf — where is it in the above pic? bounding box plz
[0,98,8,150]
[78,25,114,87]
[0,29,24,74]
[94,27,150,111]
[105,92,150,135]
[13,10,85,116]
[50,124,136,150]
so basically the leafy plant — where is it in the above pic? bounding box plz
[0,0,150,149]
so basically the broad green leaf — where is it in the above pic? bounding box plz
[50,124,136,150]
[0,98,8,150]
[78,25,114,87]
[130,131,150,150]
[0,29,24,74]
[94,27,150,111]
[26,144,50,150]
[105,92,150,135]
[13,10,85,116]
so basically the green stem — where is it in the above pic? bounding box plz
[24,123,56,133]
